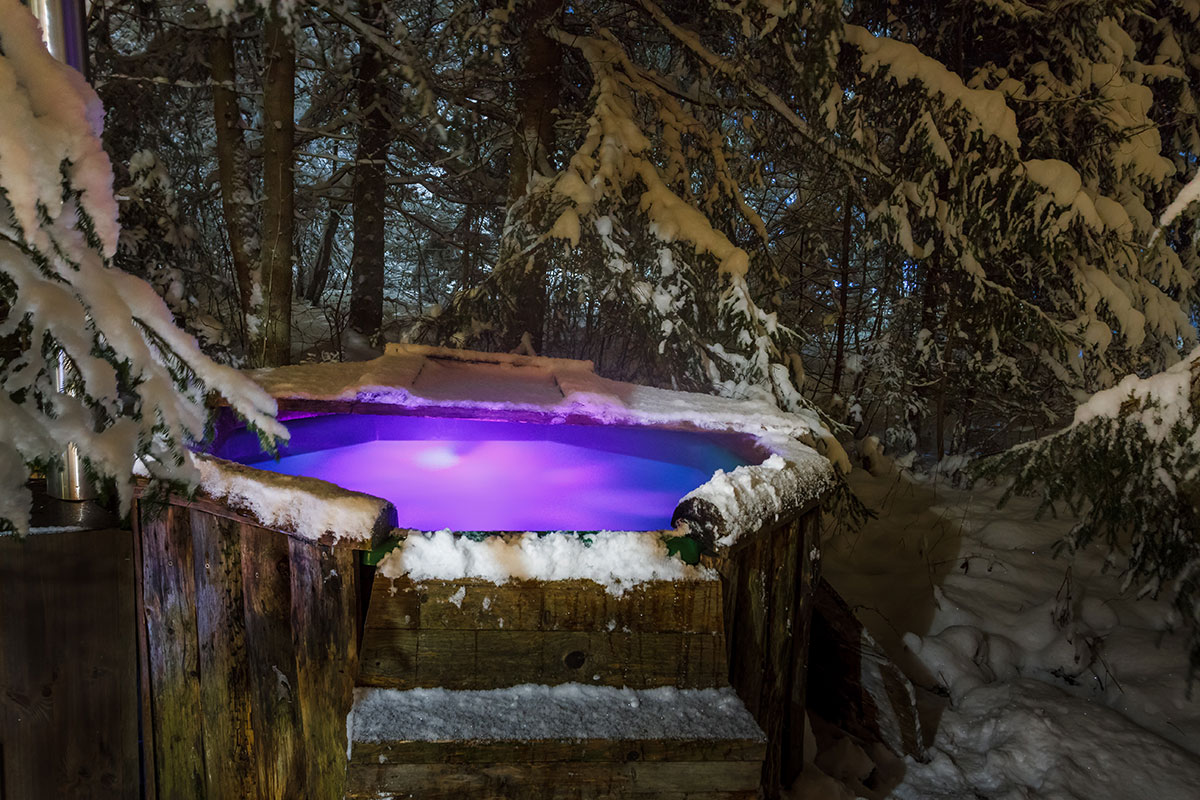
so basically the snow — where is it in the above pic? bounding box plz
[842,25,1021,149]
[191,454,391,544]
[349,684,764,745]
[376,530,716,595]
[798,466,1200,799]
[1071,346,1199,440]
[1154,168,1200,241]
[1023,159,1081,206]
[678,445,836,549]
[256,345,831,457]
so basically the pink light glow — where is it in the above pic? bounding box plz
[219,414,752,531]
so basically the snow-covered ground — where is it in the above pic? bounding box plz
[793,464,1200,799]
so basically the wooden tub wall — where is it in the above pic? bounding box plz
[134,474,822,800]
[133,495,380,800]
[706,507,820,795]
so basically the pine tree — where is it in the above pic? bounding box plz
[980,345,1200,675]
[0,0,285,533]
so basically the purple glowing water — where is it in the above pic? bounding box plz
[217,414,753,531]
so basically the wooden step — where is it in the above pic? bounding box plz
[359,577,728,690]
[345,684,766,799]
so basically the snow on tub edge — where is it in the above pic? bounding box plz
[673,434,836,552]
[376,529,717,596]
[186,453,395,546]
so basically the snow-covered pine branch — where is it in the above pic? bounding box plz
[412,15,849,464]
[980,348,1200,675]
[0,0,286,533]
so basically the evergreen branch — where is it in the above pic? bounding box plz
[631,0,891,182]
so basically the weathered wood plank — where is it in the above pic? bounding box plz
[760,518,801,796]
[346,760,762,798]
[363,575,422,630]
[131,508,159,800]
[708,509,823,798]
[785,510,820,779]
[365,578,724,634]
[725,533,769,722]
[359,624,419,685]
[357,629,726,689]
[191,512,256,800]
[240,524,305,800]
[421,581,544,631]
[290,540,358,800]
[350,737,767,765]
[143,506,206,799]
[0,527,139,800]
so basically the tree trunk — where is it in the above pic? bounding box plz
[210,25,258,325]
[257,6,294,367]
[936,281,958,462]
[505,0,563,353]
[305,207,340,304]
[830,189,852,404]
[348,0,389,340]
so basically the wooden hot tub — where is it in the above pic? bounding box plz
[132,345,834,800]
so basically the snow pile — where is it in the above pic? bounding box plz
[255,342,835,460]
[258,344,831,449]
[350,683,763,744]
[376,530,716,595]
[0,1,284,533]
[806,469,1200,798]
[190,454,391,544]
[896,680,1200,800]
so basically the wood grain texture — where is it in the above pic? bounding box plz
[358,628,726,689]
[143,506,207,799]
[349,737,767,765]
[0,527,139,800]
[131,509,159,800]
[239,523,305,800]
[136,501,371,800]
[191,513,256,800]
[346,760,763,799]
[365,578,724,634]
[290,540,358,800]
[709,507,822,799]
[760,518,801,794]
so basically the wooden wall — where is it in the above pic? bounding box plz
[708,506,820,799]
[134,502,361,800]
[0,527,140,800]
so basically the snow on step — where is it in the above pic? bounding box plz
[349,684,764,745]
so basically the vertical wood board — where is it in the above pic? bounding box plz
[142,506,207,799]
[240,523,306,800]
[0,528,139,800]
[191,512,257,800]
[290,539,359,800]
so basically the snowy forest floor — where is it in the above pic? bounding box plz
[792,466,1200,800]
